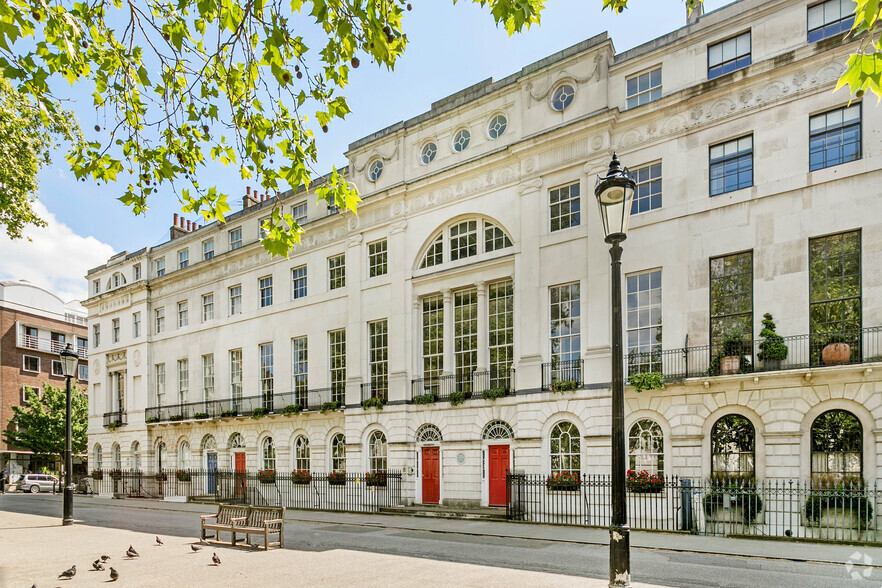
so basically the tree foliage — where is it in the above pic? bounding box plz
[3,383,88,457]
[0,76,78,239]
[0,0,542,254]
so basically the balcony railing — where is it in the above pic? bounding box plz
[17,333,88,359]
[625,326,882,381]
[361,381,387,404]
[541,359,584,391]
[410,368,516,403]
[145,388,344,424]
[103,411,127,428]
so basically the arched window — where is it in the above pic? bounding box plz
[368,431,387,473]
[178,441,191,469]
[550,422,580,476]
[111,443,121,470]
[482,420,513,440]
[416,424,442,444]
[229,432,245,449]
[811,409,862,483]
[131,441,141,471]
[629,419,664,475]
[419,219,513,269]
[262,437,276,471]
[484,222,512,252]
[294,435,310,471]
[94,444,103,470]
[202,435,217,452]
[330,433,346,472]
[711,414,755,479]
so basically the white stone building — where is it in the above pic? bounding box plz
[84,0,881,507]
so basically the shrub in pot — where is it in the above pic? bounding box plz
[413,392,437,405]
[361,397,384,410]
[821,334,851,366]
[481,387,506,401]
[552,380,578,393]
[757,313,787,370]
[281,404,302,416]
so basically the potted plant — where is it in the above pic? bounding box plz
[281,404,302,416]
[627,371,665,392]
[413,391,437,405]
[109,469,122,481]
[545,472,580,491]
[257,469,276,484]
[821,334,851,366]
[552,380,578,393]
[702,473,763,526]
[481,387,506,401]
[327,471,346,486]
[291,469,312,485]
[251,407,268,419]
[91,469,104,480]
[320,400,342,413]
[175,469,191,482]
[449,390,466,406]
[805,476,873,536]
[757,313,788,370]
[169,414,184,422]
[154,472,168,482]
[145,416,160,424]
[220,409,238,418]
[194,412,209,419]
[365,471,387,487]
[626,469,665,493]
[361,397,384,410]
[720,331,747,375]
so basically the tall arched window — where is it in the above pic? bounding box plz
[331,433,346,472]
[811,409,862,483]
[294,436,310,471]
[111,443,121,470]
[549,421,580,476]
[629,419,664,475]
[711,414,755,479]
[262,437,276,471]
[131,441,141,471]
[178,441,191,469]
[368,431,387,473]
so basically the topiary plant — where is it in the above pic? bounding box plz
[757,313,788,362]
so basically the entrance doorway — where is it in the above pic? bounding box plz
[421,446,440,504]
[234,452,246,497]
[206,452,217,494]
[487,444,509,507]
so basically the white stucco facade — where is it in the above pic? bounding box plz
[84,0,882,507]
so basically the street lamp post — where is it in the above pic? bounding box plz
[59,343,79,526]
[594,153,636,588]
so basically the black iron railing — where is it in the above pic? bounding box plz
[410,374,456,403]
[83,469,403,513]
[361,381,387,404]
[145,388,344,424]
[625,326,882,382]
[541,359,584,391]
[507,474,882,543]
[409,368,516,404]
[103,411,127,427]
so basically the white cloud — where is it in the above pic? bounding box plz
[0,201,115,303]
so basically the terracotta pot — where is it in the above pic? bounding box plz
[822,343,850,366]
[720,356,741,375]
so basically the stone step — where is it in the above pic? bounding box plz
[379,505,508,521]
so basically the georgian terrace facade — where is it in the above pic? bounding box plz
[84,0,882,507]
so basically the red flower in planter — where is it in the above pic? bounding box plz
[257,469,276,484]
[365,471,387,487]
[545,472,581,491]
[291,469,312,484]
[327,471,346,486]
[626,469,665,493]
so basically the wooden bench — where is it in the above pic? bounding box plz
[232,506,285,550]
[200,504,250,545]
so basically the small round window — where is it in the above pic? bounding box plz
[488,114,507,139]
[551,84,575,111]
[421,142,437,164]
[368,159,383,182]
[453,129,470,152]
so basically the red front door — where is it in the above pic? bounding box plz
[421,446,440,504]
[234,452,246,497]
[488,445,509,507]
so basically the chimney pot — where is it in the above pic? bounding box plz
[174,213,179,225]
[246,186,251,196]
[187,220,192,231]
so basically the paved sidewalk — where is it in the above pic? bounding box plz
[0,509,663,588]
[65,494,882,567]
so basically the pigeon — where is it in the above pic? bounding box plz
[58,564,76,579]
[126,545,139,558]
[191,544,203,552]
[109,567,119,582]
[100,555,111,562]
[156,535,164,545]
[92,559,105,571]
[212,552,221,565]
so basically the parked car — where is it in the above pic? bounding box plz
[16,474,59,493]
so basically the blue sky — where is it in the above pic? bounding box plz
[0,0,732,301]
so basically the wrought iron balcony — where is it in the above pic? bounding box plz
[103,411,127,428]
[410,368,515,404]
[541,360,584,391]
[144,387,344,424]
[361,381,388,404]
[625,326,882,382]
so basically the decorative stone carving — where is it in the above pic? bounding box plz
[526,52,606,101]
[133,350,141,367]
[106,351,127,368]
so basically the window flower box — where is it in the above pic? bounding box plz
[291,469,312,485]
[626,470,665,494]
[365,471,387,487]
[257,469,276,484]
[175,469,191,482]
[327,471,346,486]
[545,472,580,492]
[91,470,104,480]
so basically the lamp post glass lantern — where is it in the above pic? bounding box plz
[594,153,636,588]
[59,343,78,526]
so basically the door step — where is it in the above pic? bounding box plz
[379,505,508,521]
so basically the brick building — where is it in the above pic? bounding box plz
[0,281,89,475]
